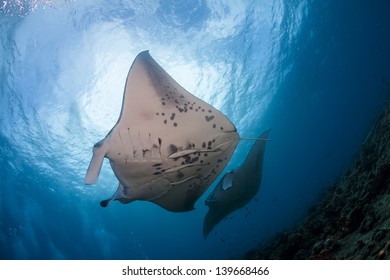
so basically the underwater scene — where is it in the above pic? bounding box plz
[1,0,390,260]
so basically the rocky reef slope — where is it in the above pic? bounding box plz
[246,105,390,260]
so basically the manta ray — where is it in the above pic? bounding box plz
[84,51,240,212]
[203,129,270,238]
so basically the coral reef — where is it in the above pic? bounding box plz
[245,105,390,260]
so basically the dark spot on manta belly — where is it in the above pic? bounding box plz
[205,115,215,122]
[184,155,191,164]
[153,172,161,175]
[170,113,176,120]
[177,171,184,179]
[168,144,178,155]
[142,149,150,157]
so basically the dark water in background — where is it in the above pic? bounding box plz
[0,0,389,259]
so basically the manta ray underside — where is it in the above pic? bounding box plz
[84,51,239,212]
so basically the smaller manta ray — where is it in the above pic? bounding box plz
[203,129,270,238]
[84,51,239,212]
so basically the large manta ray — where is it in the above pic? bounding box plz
[84,51,239,212]
[203,129,270,238]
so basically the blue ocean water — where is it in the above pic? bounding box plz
[1,0,389,260]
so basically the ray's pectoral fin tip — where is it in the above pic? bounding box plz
[100,199,111,207]
[84,140,106,185]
